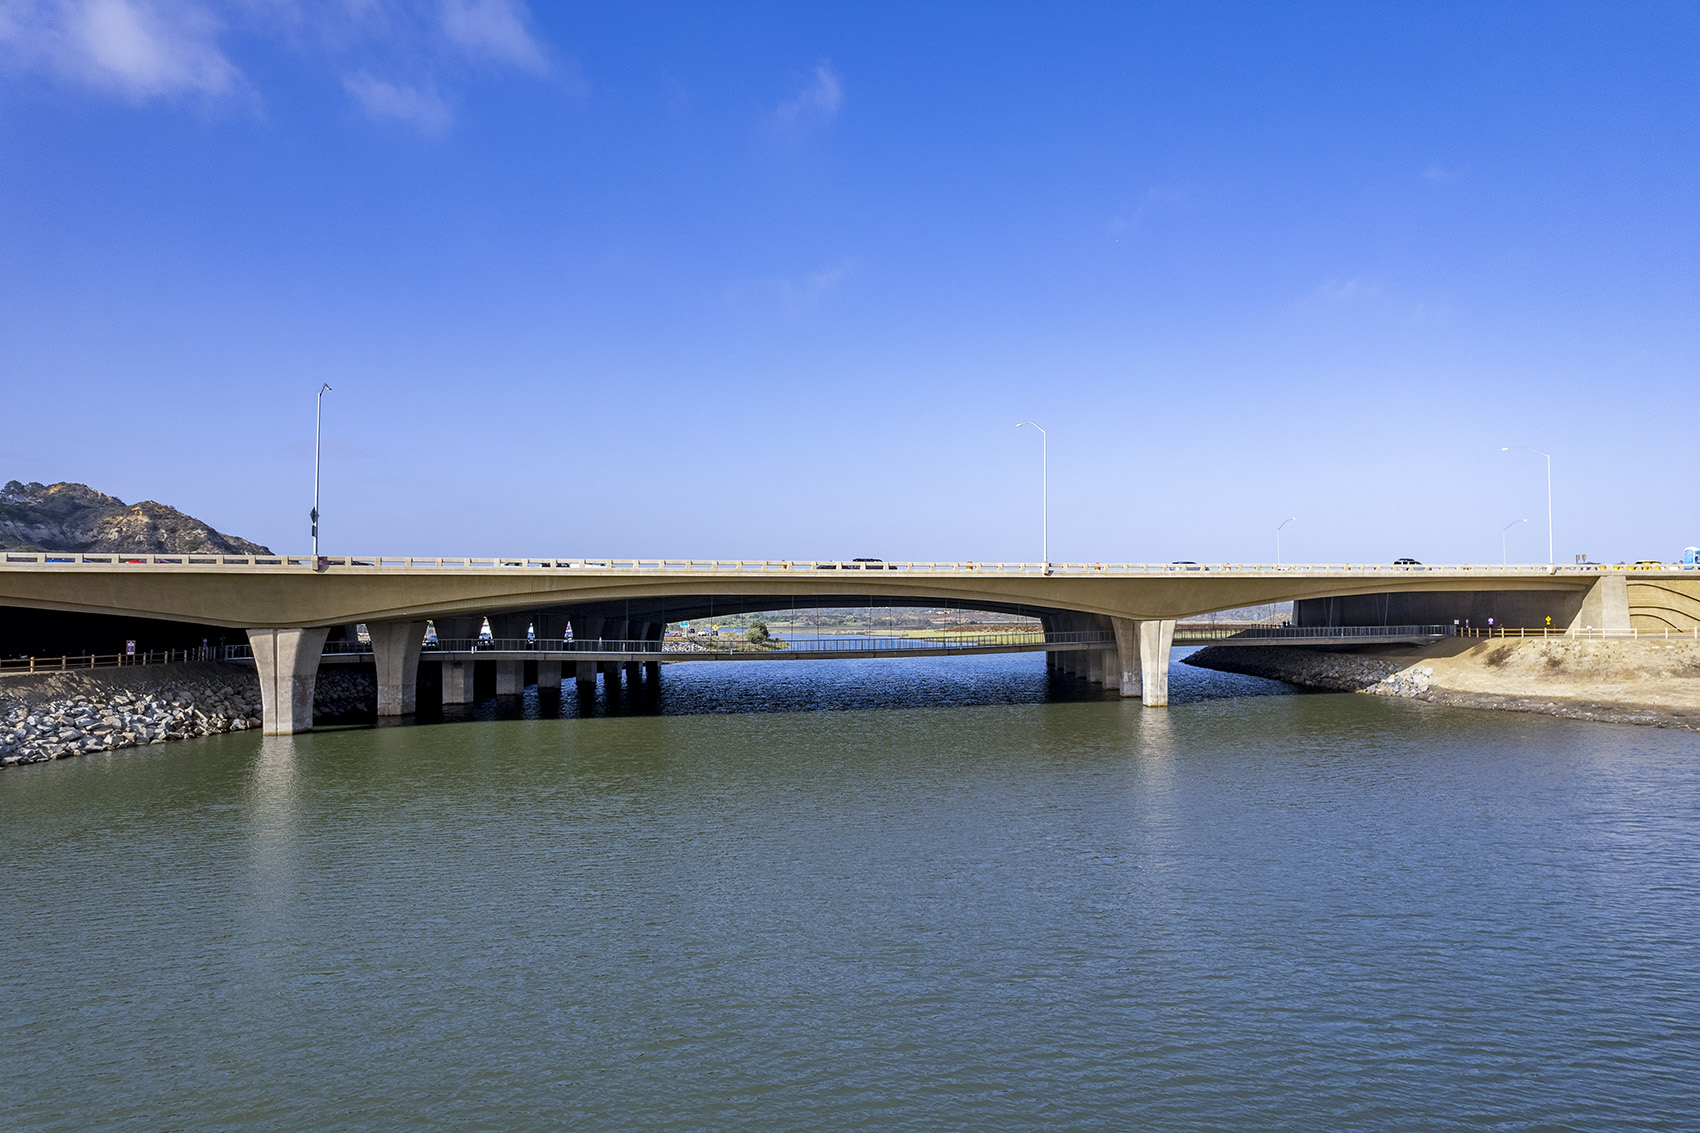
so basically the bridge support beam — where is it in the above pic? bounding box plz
[442,658,476,705]
[369,619,426,717]
[248,626,330,735]
[537,660,562,690]
[1111,617,1176,705]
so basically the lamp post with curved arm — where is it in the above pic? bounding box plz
[1276,516,1297,565]
[313,383,332,558]
[1501,446,1552,565]
[1502,518,1528,565]
[1016,421,1047,571]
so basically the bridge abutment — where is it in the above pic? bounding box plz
[248,626,330,735]
[1576,575,1632,631]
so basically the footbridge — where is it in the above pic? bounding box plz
[2,552,1695,733]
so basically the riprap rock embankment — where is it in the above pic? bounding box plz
[1,663,262,766]
[0,663,383,767]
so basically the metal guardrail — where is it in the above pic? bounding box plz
[2,553,1694,576]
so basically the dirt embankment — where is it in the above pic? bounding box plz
[1184,637,1700,731]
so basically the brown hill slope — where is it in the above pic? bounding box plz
[0,481,271,555]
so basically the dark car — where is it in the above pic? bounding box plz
[1394,558,1421,565]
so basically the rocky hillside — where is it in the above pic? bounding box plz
[0,481,271,555]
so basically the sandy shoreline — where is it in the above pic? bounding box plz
[1184,638,1700,731]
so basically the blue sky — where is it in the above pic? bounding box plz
[2,1,1695,564]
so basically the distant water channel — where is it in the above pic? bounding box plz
[5,651,1699,1130]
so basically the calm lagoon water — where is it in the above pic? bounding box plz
[4,652,1698,1130]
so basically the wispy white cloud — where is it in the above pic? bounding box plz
[774,63,841,132]
[1109,181,1198,236]
[0,0,239,100]
[0,0,554,133]
[724,260,853,316]
[776,263,848,310]
[1311,277,1382,303]
[439,0,544,72]
[343,71,450,135]
[1299,276,1452,323]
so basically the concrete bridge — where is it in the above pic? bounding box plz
[3,551,1696,733]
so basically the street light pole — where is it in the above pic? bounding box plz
[1016,421,1048,570]
[1501,446,1552,565]
[1502,518,1528,565]
[1276,516,1297,565]
[313,383,332,558]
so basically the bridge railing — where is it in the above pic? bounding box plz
[1174,624,1459,643]
[2,553,1692,575]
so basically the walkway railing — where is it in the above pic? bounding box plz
[0,647,227,675]
[2,553,1693,576]
[220,629,1116,661]
[1174,624,1458,643]
[1455,626,1700,640]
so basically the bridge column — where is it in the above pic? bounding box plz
[369,619,427,717]
[575,660,597,688]
[1100,646,1120,687]
[1137,619,1177,706]
[248,626,331,735]
[644,622,664,678]
[1111,618,1144,699]
[536,660,562,690]
[602,619,629,685]
[483,614,528,696]
[441,658,476,704]
[1040,615,1060,669]
[494,661,525,696]
[1060,614,1083,675]
[1086,643,1105,684]
[432,615,482,707]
